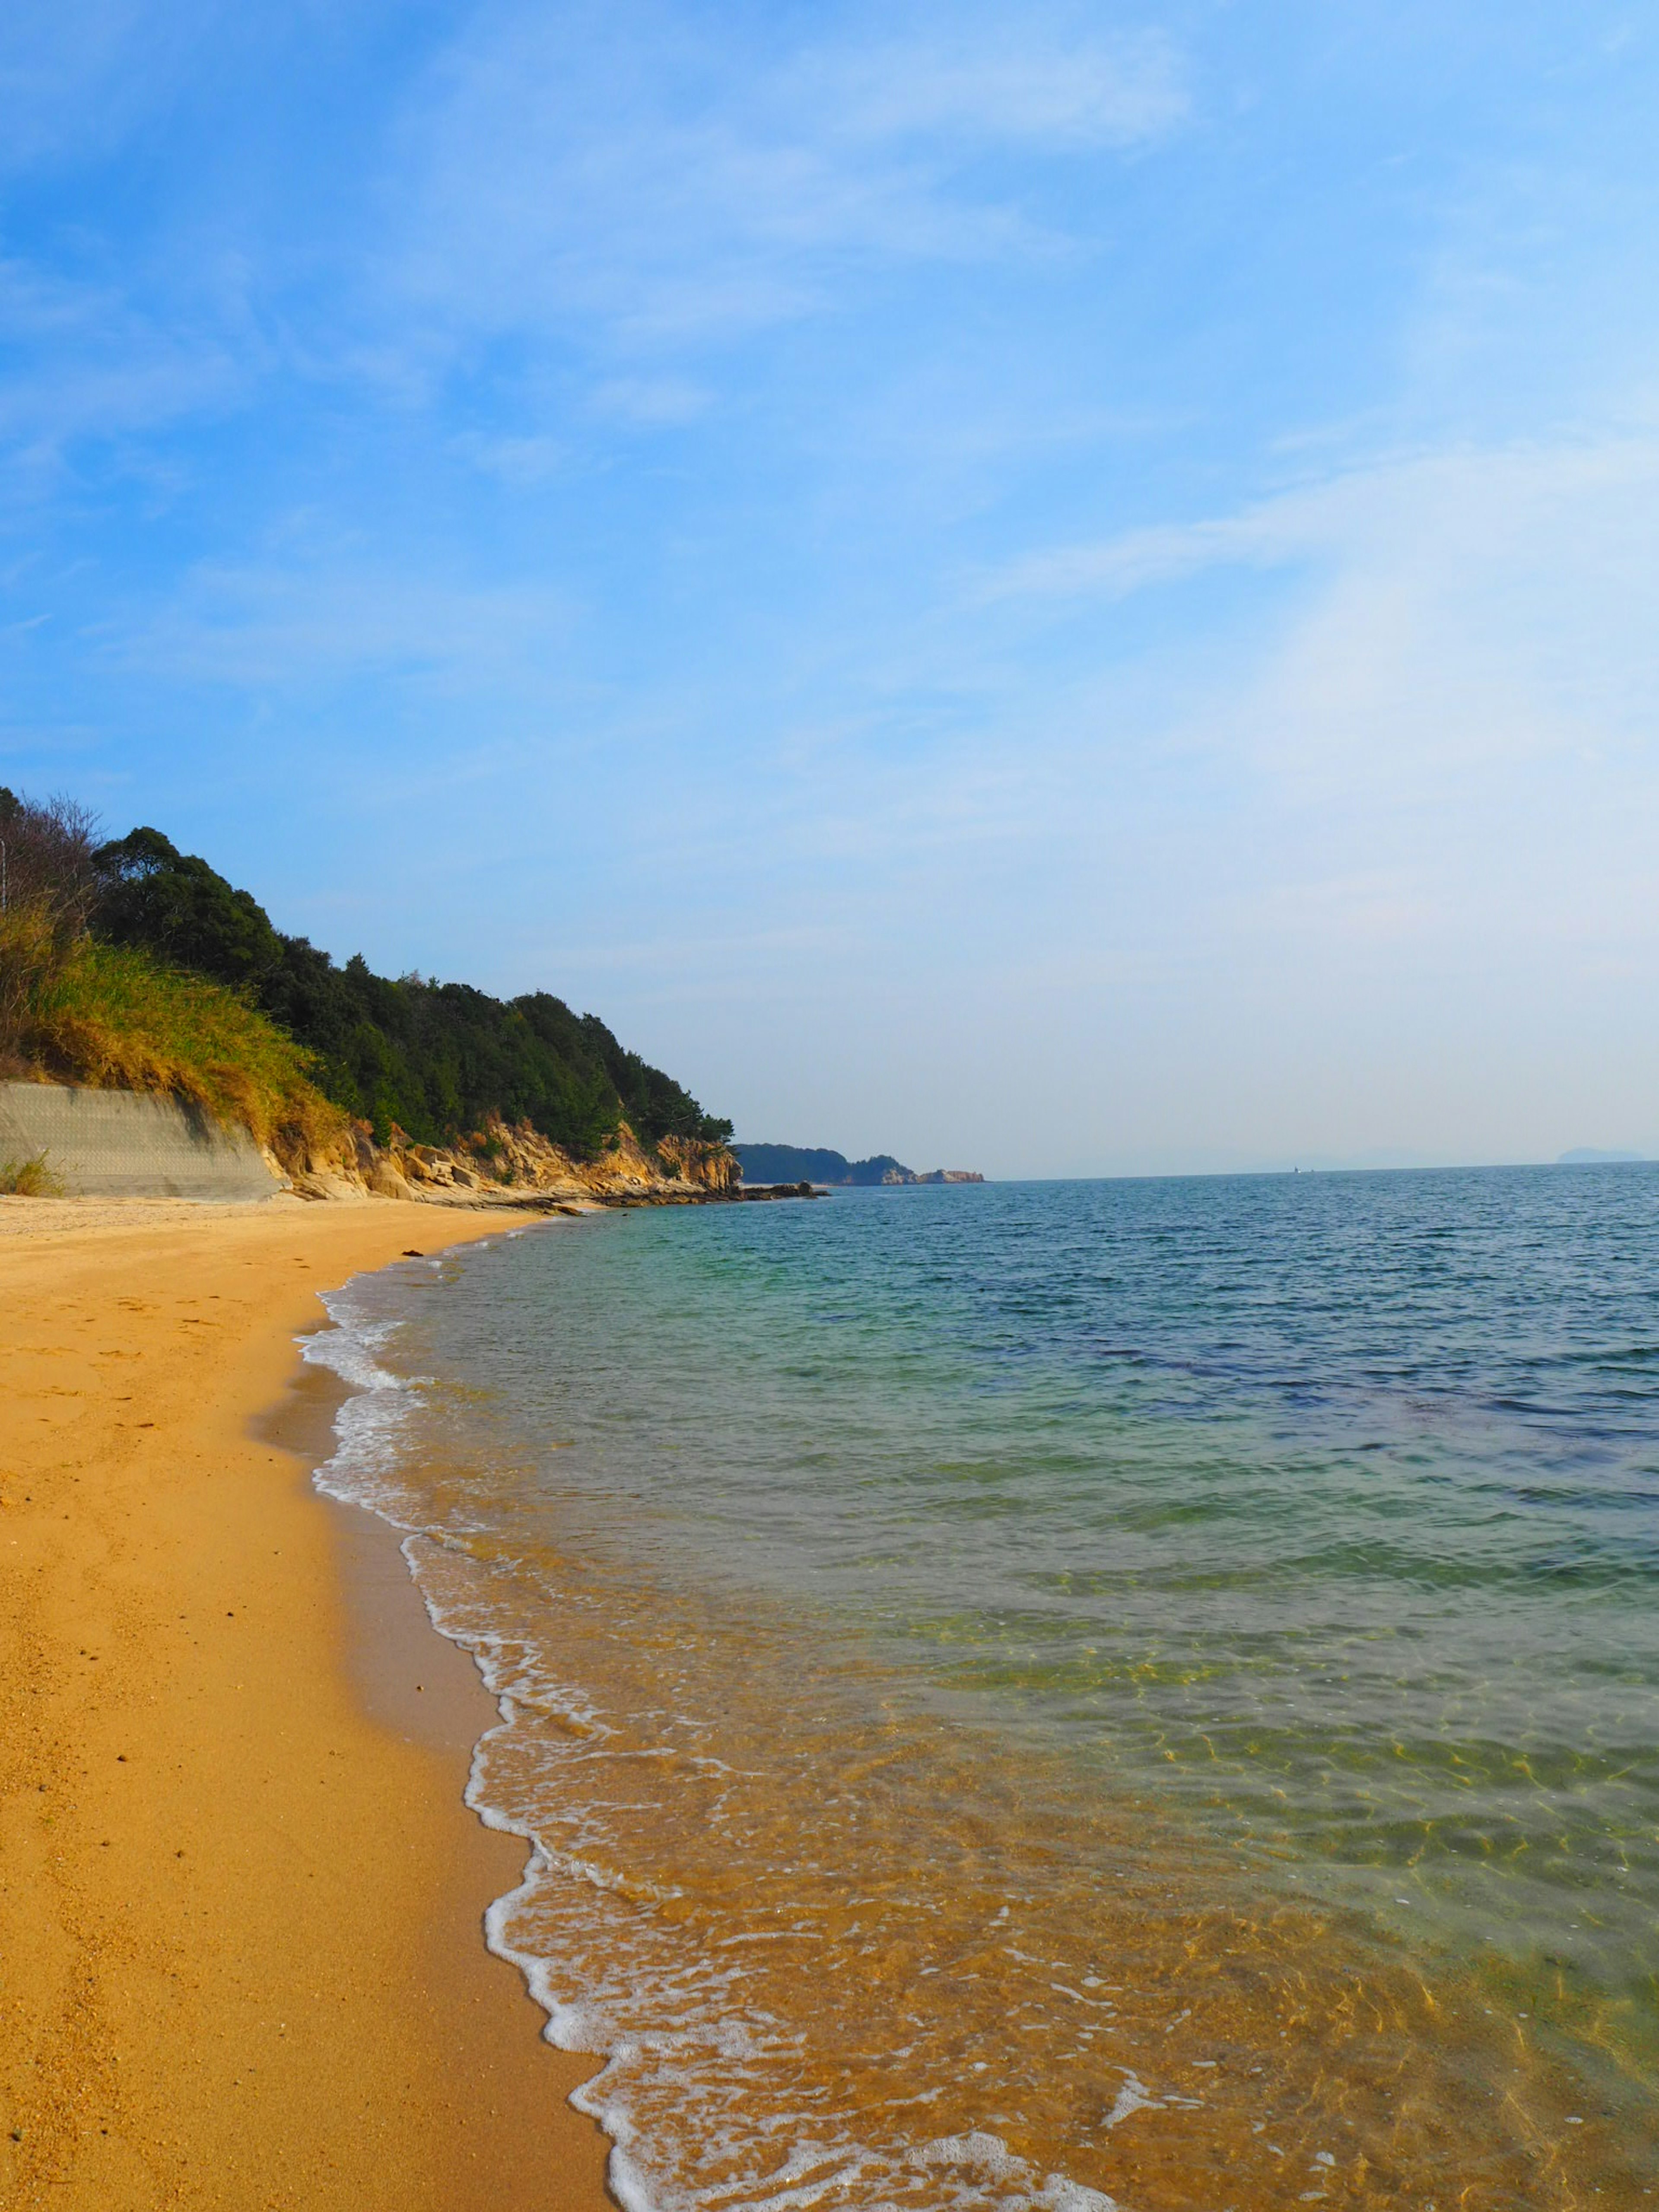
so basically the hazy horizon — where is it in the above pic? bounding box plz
[5,3,1656,1178]
[732,1146,1656,1181]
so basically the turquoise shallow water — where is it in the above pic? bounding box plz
[314,1166,1659,2210]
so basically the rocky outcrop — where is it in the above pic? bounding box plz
[656,1133,741,1194]
[286,1112,742,1210]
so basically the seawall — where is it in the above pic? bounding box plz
[0,1082,282,1201]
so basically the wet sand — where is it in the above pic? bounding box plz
[0,1194,612,2211]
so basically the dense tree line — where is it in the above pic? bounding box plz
[88,823,731,1153]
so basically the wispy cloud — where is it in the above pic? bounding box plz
[590,375,711,426]
[122,553,575,693]
[992,432,1659,605]
[986,429,1659,777]
[0,0,204,173]
[799,25,1185,148]
[984,508,1317,601]
[382,3,1188,351]
[451,429,568,485]
[0,261,242,478]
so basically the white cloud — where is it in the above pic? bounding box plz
[985,509,1313,601]
[382,3,1187,350]
[1223,437,1659,802]
[988,428,1659,785]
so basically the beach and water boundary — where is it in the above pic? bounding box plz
[5,1170,1656,2209]
[0,1195,610,2211]
[305,1169,1659,2212]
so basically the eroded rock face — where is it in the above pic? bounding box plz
[288,1113,741,1208]
[278,1103,742,1208]
[365,1157,416,1201]
[656,1134,741,1194]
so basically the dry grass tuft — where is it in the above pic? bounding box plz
[0,1151,64,1197]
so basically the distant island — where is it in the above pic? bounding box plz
[735,1144,984,1187]
[1556,1148,1648,1164]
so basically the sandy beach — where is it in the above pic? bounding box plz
[0,1194,612,2211]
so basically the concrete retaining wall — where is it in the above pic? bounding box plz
[0,1084,283,1201]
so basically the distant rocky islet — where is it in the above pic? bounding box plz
[734,1144,983,1187]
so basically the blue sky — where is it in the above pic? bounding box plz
[4,2,1657,1173]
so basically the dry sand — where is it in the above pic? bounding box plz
[0,1194,613,2211]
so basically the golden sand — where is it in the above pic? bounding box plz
[0,1194,612,2211]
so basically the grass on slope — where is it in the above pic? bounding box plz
[27,935,346,1165]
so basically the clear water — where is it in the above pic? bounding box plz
[310,1167,1659,2210]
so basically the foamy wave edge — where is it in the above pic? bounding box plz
[304,1264,1128,2212]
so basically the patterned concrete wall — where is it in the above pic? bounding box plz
[0,1084,283,1200]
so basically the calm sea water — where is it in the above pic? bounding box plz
[310,1168,1659,2211]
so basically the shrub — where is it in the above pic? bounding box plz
[1,790,106,1064]
[0,901,60,1064]
[0,788,101,943]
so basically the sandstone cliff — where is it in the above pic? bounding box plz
[283,1114,740,1210]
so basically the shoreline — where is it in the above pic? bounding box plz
[0,1194,613,2211]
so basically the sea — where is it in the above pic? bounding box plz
[305,1166,1659,2212]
